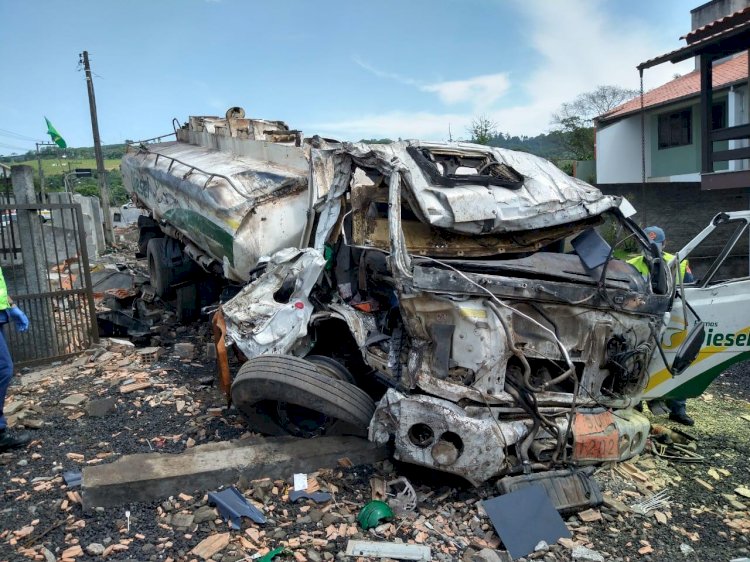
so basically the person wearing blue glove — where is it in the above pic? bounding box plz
[0,266,31,453]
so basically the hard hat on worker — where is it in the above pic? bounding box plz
[644,226,666,250]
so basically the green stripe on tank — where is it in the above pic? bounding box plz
[163,208,235,265]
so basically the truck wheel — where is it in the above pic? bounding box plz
[231,355,375,437]
[137,215,162,257]
[147,237,174,298]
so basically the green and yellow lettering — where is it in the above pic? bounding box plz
[724,334,735,346]
[737,334,748,346]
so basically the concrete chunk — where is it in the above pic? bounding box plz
[82,436,387,509]
[60,393,87,407]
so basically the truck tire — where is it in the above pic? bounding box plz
[147,237,174,298]
[231,355,375,436]
[137,215,162,257]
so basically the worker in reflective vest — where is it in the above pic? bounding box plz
[0,266,31,452]
[628,226,694,426]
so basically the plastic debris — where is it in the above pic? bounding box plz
[482,485,570,560]
[386,477,417,515]
[345,539,431,560]
[62,471,82,488]
[288,490,332,504]
[258,547,286,561]
[357,500,394,530]
[208,486,266,529]
[293,473,308,491]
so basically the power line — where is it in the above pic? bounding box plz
[0,142,30,152]
[0,129,44,143]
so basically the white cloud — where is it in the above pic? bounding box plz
[353,56,510,110]
[351,55,420,87]
[317,0,694,141]
[421,73,510,109]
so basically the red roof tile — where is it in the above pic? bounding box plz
[683,6,750,43]
[598,52,748,123]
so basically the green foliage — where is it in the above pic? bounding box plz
[467,115,498,145]
[359,138,393,144]
[550,84,637,162]
[551,117,595,160]
[487,131,568,160]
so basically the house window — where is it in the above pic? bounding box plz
[658,108,692,149]
[712,100,727,130]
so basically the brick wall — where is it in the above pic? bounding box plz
[598,182,750,278]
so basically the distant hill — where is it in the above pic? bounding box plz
[0,144,128,206]
[487,132,569,160]
[358,132,571,161]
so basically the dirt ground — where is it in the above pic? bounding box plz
[1,321,749,561]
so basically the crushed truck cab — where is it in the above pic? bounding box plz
[123,110,698,485]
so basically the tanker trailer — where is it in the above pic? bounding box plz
[121,108,313,296]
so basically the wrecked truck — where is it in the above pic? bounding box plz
[122,110,703,485]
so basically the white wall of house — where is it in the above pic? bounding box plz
[728,84,749,171]
[595,115,649,184]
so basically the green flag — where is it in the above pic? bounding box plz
[44,117,67,148]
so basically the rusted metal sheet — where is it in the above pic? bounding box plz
[211,308,232,403]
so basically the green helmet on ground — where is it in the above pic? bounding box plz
[357,500,394,529]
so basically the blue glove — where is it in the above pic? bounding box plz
[7,306,29,333]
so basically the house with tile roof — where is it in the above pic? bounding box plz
[595,0,750,186]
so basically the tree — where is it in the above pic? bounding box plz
[467,115,498,145]
[551,85,637,160]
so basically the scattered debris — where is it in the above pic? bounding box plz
[288,490,332,504]
[345,539,431,560]
[386,476,417,515]
[62,471,81,488]
[119,380,152,394]
[208,486,266,529]
[630,490,670,515]
[258,547,287,562]
[497,468,603,515]
[482,485,571,559]
[191,531,230,560]
[357,500,394,530]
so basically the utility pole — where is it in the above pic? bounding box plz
[80,50,114,247]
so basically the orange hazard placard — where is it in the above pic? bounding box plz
[572,410,620,461]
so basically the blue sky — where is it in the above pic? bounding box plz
[0,0,697,154]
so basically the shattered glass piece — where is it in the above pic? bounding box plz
[208,486,266,529]
[63,471,82,488]
[288,490,332,504]
[482,484,570,559]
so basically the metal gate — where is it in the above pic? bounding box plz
[0,174,99,367]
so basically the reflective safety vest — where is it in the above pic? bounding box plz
[0,267,8,310]
[627,252,692,283]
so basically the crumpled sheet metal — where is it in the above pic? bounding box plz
[208,487,266,529]
[369,389,528,485]
[222,248,326,359]
[311,141,620,244]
